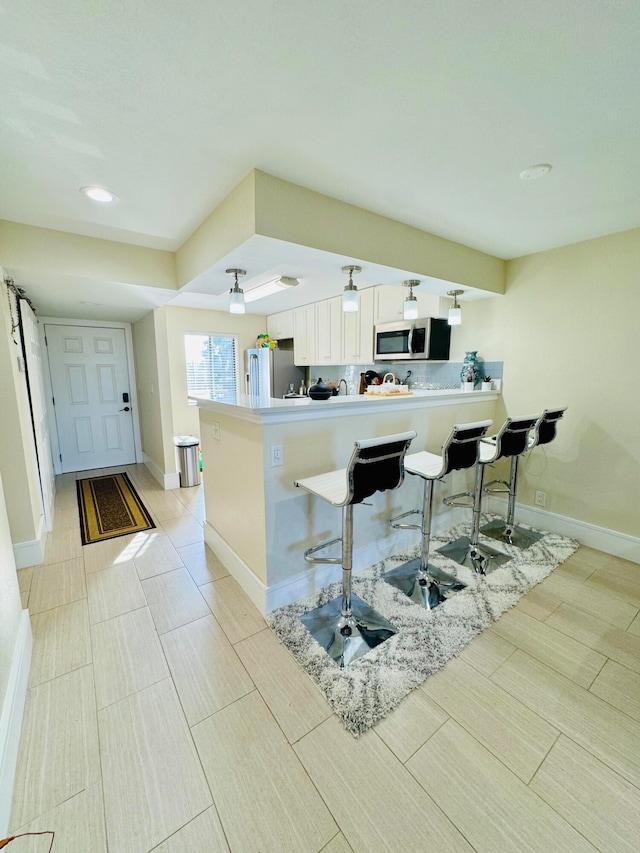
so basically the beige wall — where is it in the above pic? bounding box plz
[0,277,43,544]
[0,472,23,713]
[132,310,170,474]
[164,305,265,440]
[454,227,640,536]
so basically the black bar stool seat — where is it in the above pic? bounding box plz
[294,430,416,667]
[482,406,568,548]
[383,419,492,608]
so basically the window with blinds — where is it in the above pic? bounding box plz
[185,333,239,403]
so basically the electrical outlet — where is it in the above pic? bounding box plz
[535,490,547,507]
[271,445,283,467]
[211,421,220,440]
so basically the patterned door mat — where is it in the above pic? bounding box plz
[268,517,578,736]
[76,472,155,545]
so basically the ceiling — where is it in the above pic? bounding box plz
[2,1,639,320]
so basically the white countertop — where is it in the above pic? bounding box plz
[191,387,499,424]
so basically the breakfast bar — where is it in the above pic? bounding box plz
[193,388,501,614]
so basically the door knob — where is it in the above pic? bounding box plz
[119,406,130,412]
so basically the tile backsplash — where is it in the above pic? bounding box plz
[310,360,504,395]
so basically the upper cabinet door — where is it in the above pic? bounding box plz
[342,287,374,364]
[374,285,404,324]
[316,296,342,364]
[267,309,294,339]
[293,304,317,365]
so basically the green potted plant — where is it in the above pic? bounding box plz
[481,375,493,391]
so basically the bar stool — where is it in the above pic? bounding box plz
[294,430,416,668]
[383,419,493,608]
[482,406,567,548]
[438,414,539,574]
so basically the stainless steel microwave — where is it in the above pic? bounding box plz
[374,318,451,361]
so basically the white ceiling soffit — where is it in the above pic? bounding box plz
[1,1,639,262]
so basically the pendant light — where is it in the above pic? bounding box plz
[341,265,361,312]
[227,268,246,314]
[403,279,420,320]
[447,289,464,325]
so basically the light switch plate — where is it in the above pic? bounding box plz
[271,445,283,467]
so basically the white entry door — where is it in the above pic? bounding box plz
[21,301,55,529]
[46,324,136,473]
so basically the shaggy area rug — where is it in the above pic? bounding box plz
[268,515,578,736]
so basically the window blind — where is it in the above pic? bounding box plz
[185,333,239,402]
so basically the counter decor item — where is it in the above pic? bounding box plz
[463,375,475,392]
[460,350,481,387]
[255,333,277,349]
[358,373,367,394]
[308,377,332,400]
[482,375,493,391]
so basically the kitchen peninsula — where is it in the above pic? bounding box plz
[193,388,500,614]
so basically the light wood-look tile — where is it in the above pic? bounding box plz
[458,626,516,676]
[321,834,354,853]
[589,659,640,721]
[17,565,34,593]
[490,607,606,688]
[54,489,79,512]
[193,691,337,853]
[42,527,83,565]
[514,581,561,621]
[531,734,640,853]
[421,656,558,782]
[10,666,100,828]
[141,567,210,634]
[628,611,640,637]
[91,607,169,709]
[554,546,604,581]
[86,560,146,624]
[29,599,91,687]
[546,602,640,675]
[52,506,82,532]
[15,782,107,853]
[160,615,254,726]
[235,628,331,743]
[492,650,640,788]
[133,533,184,580]
[188,501,206,523]
[160,515,203,549]
[83,533,139,574]
[144,491,191,521]
[541,572,637,629]
[199,575,266,644]
[177,541,229,585]
[29,558,86,615]
[20,589,29,609]
[99,679,212,853]
[174,484,203,509]
[374,687,448,763]
[585,566,640,608]
[407,719,594,852]
[151,806,230,852]
[295,715,472,852]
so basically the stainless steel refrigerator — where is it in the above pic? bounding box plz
[245,340,305,399]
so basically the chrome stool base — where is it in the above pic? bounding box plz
[437,536,510,575]
[383,559,466,609]
[481,519,544,549]
[299,594,397,668]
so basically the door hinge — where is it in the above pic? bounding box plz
[52,396,55,405]
[59,454,62,462]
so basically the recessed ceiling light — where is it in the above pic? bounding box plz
[519,164,552,180]
[80,186,118,204]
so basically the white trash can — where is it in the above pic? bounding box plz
[174,435,200,487]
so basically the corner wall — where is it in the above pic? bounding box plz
[454,227,640,538]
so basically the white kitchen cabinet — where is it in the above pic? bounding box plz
[374,285,450,322]
[267,309,294,340]
[315,296,342,365]
[293,304,317,365]
[342,287,374,364]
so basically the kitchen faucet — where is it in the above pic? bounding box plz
[337,378,348,395]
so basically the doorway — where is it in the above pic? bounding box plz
[45,323,138,473]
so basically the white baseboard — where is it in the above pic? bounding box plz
[204,506,465,614]
[203,522,268,615]
[143,454,180,491]
[0,610,32,836]
[485,496,640,564]
[12,516,46,569]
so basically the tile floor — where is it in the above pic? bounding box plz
[9,463,640,851]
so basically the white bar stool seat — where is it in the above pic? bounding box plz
[384,420,492,608]
[294,430,416,668]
